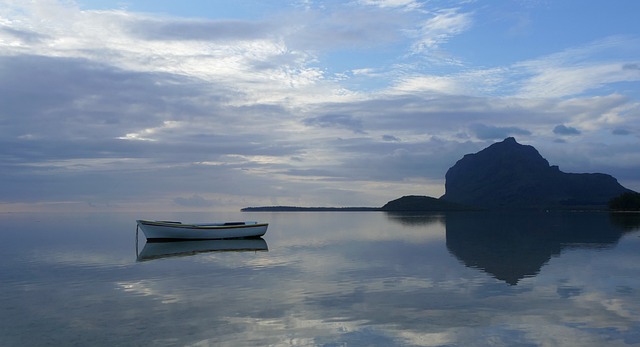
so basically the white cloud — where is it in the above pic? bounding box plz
[0,1,339,109]
[411,8,473,55]
[513,36,640,97]
[358,0,422,11]
[391,75,468,94]
[517,63,640,98]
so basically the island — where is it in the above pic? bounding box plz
[241,206,381,212]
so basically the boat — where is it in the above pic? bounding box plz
[137,238,268,261]
[136,219,268,241]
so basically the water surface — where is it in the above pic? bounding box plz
[1,211,639,346]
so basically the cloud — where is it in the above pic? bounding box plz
[0,3,328,108]
[612,128,631,135]
[358,0,422,11]
[282,6,406,52]
[0,25,48,44]
[391,75,468,95]
[469,124,531,140]
[411,8,473,54]
[382,135,400,142]
[513,37,640,98]
[623,63,640,70]
[173,195,214,208]
[127,19,273,41]
[553,124,581,136]
[303,114,366,134]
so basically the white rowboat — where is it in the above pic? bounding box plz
[136,219,268,241]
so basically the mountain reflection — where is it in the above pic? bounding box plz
[387,211,640,285]
[445,212,639,285]
[136,238,268,261]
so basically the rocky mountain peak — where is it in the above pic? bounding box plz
[441,138,633,209]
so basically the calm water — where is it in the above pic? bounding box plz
[1,211,639,346]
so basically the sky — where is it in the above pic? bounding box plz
[1,0,640,212]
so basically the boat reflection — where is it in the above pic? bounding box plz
[136,238,268,261]
[387,211,640,285]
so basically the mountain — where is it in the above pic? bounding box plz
[440,137,634,209]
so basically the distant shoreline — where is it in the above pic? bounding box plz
[241,206,381,212]
[240,205,638,212]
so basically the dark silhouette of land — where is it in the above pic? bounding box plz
[242,137,637,212]
[609,192,640,211]
[241,206,381,212]
[441,137,634,209]
[381,195,474,211]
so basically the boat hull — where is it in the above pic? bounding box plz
[136,220,268,240]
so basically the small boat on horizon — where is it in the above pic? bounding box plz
[136,219,268,241]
